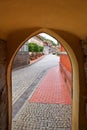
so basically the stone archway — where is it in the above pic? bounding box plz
[7,28,79,130]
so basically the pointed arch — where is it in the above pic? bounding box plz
[7,28,79,130]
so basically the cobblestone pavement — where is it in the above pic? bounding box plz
[12,54,72,130]
[12,69,48,118]
[12,101,72,130]
[12,54,59,104]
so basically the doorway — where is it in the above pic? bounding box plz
[7,29,79,130]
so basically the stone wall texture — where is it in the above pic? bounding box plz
[12,51,30,69]
[0,40,7,130]
[81,38,87,85]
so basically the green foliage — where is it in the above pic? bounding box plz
[51,41,57,46]
[38,46,44,52]
[34,43,38,52]
[28,43,35,52]
[56,51,60,56]
[28,43,44,52]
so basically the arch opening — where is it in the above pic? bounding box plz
[7,28,79,130]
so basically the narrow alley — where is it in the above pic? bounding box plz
[12,54,72,130]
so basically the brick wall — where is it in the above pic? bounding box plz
[60,46,72,73]
[60,46,72,98]
[60,54,72,73]
[12,51,30,69]
[0,40,7,130]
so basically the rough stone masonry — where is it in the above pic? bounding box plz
[0,39,7,130]
[81,38,87,85]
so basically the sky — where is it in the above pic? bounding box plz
[39,33,58,44]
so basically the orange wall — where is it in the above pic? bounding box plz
[60,46,72,73]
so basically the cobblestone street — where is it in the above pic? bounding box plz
[12,102,72,130]
[12,54,72,130]
[12,54,59,105]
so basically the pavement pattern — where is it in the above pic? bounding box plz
[12,101,72,130]
[29,66,72,104]
[12,54,72,130]
[12,54,59,105]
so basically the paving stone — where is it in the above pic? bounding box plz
[12,55,72,130]
[12,54,59,104]
[12,101,72,130]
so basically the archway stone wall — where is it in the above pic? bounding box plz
[7,28,87,130]
[55,30,87,129]
[81,38,87,85]
[0,39,8,130]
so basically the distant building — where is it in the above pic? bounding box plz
[19,41,28,52]
[28,35,50,55]
[28,36,43,46]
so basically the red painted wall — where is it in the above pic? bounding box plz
[60,45,72,98]
[60,46,72,73]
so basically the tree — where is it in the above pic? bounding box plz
[28,43,44,59]
[28,43,35,52]
[38,46,44,52]
[28,43,44,52]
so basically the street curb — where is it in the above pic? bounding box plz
[12,55,46,71]
[29,55,45,66]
